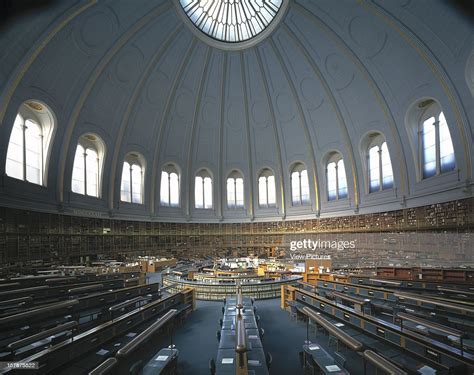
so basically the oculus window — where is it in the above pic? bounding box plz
[179,0,283,44]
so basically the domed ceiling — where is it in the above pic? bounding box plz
[0,0,472,222]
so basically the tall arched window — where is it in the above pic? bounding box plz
[71,134,105,198]
[227,171,244,209]
[121,153,145,204]
[5,101,55,185]
[258,169,276,208]
[421,111,455,178]
[367,136,393,193]
[195,169,213,209]
[326,154,348,201]
[290,163,310,205]
[160,164,180,207]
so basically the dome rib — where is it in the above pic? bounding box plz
[217,53,228,220]
[185,46,212,219]
[269,38,321,214]
[57,1,174,204]
[292,1,409,196]
[108,25,184,211]
[254,48,287,218]
[150,38,198,214]
[0,0,96,132]
[240,52,255,220]
[281,22,360,208]
[359,0,472,178]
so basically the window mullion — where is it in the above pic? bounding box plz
[378,148,383,191]
[168,174,171,206]
[40,133,44,185]
[129,166,133,202]
[266,177,269,207]
[83,150,87,195]
[299,173,302,205]
[22,124,27,181]
[434,120,441,175]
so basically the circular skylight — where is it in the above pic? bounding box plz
[179,0,284,44]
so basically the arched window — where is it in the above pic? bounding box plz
[71,134,105,197]
[195,169,213,209]
[421,111,455,178]
[290,163,310,206]
[258,169,276,208]
[326,154,348,201]
[160,164,180,207]
[367,136,393,193]
[5,101,55,185]
[121,153,145,204]
[227,171,244,209]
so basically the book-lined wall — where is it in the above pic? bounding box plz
[0,198,472,267]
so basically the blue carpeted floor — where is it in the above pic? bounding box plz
[170,298,368,374]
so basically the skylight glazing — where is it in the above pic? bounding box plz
[179,0,283,43]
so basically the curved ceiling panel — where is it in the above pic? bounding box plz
[0,0,472,222]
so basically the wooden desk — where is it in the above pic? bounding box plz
[303,344,349,375]
[142,347,179,375]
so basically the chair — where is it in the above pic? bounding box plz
[334,351,346,367]
[129,360,143,375]
[266,352,272,369]
[298,351,305,368]
[328,334,338,348]
[209,358,216,375]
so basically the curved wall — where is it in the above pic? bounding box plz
[0,0,472,222]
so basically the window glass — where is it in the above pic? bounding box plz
[369,145,380,192]
[235,177,244,207]
[24,120,42,184]
[72,145,85,195]
[291,171,300,204]
[258,176,267,206]
[204,176,213,209]
[131,164,142,204]
[267,175,276,205]
[438,112,455,173]
[86,148,98,197]
[337,159,348,198]
[121,162,131,202]
[327,162,337,201]
[169,172,179,206]
[300,169,310,203]
[422,116,436,178]
[381,142,393,189]
[195,176,204,208]
[160,171,170,205]
[6,115,24,180]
